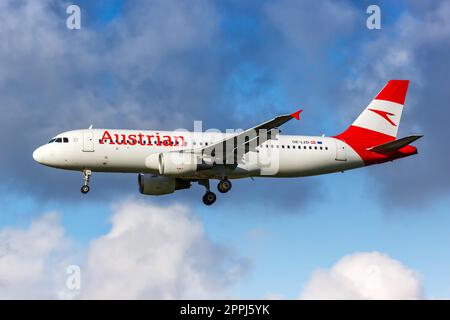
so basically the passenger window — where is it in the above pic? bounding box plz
[315,146,317,150]
[309,146,312,149]
[325,147,328,150]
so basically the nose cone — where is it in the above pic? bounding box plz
[32,146,45,164]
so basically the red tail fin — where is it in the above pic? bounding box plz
[335,80,413,165]
[336,80,409,143]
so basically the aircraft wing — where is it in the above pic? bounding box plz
[194,109,302,164]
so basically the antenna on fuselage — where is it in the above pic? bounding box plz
[88,124,93,130]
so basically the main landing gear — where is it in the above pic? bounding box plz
[217,179,232,193]
[81,169,92,194]
[199,178,232,205]
[203,191,217,206]
[199,180,216,205]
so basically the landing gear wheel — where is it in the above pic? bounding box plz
[81,185,90,194]
[81,169,92,195]
[217,179,232,193]
[202,191,217,205]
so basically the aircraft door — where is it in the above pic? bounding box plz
[335,139,347,161]
[83,130,95,152]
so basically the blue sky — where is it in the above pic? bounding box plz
[0,0,449,299]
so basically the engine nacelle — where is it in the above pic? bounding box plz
[138,174,190,195]
[158,152,199,175]
[145,153,160,172]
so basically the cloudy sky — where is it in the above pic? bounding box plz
[0,0,449,299]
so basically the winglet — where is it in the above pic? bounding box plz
[291,109,303,120]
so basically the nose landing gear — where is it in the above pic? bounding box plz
[81,169,92,194]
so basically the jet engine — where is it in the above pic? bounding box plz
[138,174,190,195]
[158,152,199,175]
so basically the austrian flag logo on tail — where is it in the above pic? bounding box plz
[368,109,397,127]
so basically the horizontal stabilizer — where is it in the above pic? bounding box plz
[367,135,423,154]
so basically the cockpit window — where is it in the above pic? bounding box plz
[48,137,69,144]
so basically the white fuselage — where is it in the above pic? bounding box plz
[32,129,365,179]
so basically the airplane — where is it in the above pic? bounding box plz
[32,80,422,205]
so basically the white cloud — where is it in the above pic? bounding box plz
[300,252,423,300]
[263,292,284,300]
[81,200,245,299]
[265,0,357,54]
[0,200,246,299]
[0,208,431,300]
[0,213,70,299]
[342,0,450,115]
